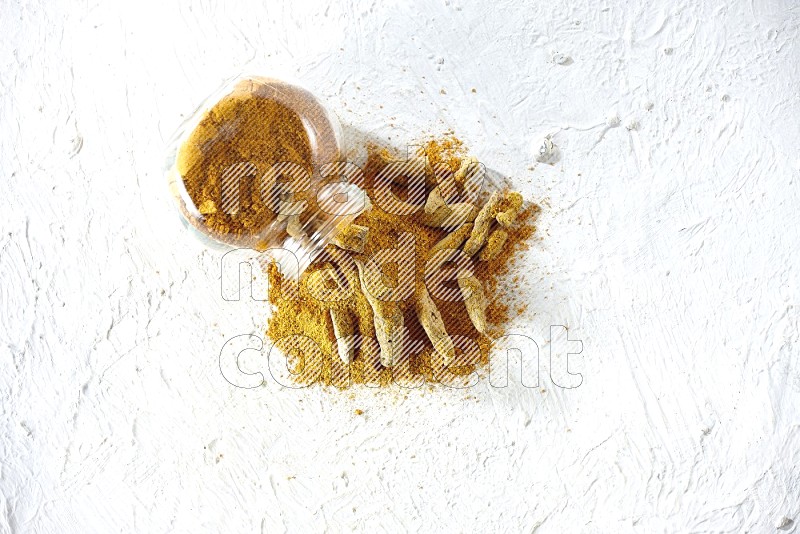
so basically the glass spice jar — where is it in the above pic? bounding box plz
[165,75,362,275]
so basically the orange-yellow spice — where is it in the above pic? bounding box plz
[176,80,314,241]
[264,139,538,389]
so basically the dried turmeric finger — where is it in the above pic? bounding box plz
[353,259,404,368]
[453,156,479,185]
[329,308,356,364]
[315,267,356,364]
[416,284,456,365]
[423,185,478,228]
[285,214,305,239]
[421,202,478,229]
[463,192,503,256]
[428,223,473,259]
[368,148,432,187]
[452,156,482,200]
[457,275,487,335]
[425,223,474,285]
[424,187,447,216]
[478,228,509,261]
[331,223,369,253]
[496,192,523,227]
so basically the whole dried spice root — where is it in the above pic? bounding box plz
[331,223,369,253]
[451,155,482,200]
[353,259,404,368]
[496,192,523,228]
[285,214,306,240]
[415,283,456,365]
[428,223,474,261]
[457,274,488,335]
[477,191,521,260]
[423,186,447,215]
[316,267,356,364]
[463,192,503,256]
[421,186,478,228]
[453,156,480,185]
[478,228,509,262]
[422,202,478,228]
[330,309,356,364]
[365,147,435,188]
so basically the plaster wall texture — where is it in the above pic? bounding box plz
[1,0,799,532]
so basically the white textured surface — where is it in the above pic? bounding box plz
[2,0,799,532]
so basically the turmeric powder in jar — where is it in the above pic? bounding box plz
[168,77,342,249]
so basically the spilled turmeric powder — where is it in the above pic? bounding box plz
[265,139,538,388]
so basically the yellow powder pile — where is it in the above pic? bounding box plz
[265,138,538,388]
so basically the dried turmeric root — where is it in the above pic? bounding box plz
[453,156,480,185]
[416,284,456,365]
[366,147,433,187]
[422,202,478,229]
[285,214,305,240]
[463,192,503,256]
[315,267,356,364]
[451,156,482,200]
[331,223,369,253]
[457,275,488,335]
[421,187,478,228]
[423,186,447,215]
[478,228,509,261]
[353,259,404,367]
[330,309,356,364]
[428,223,473,260]
[496,192,523,228]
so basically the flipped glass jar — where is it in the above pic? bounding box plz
[165,75,362,275]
